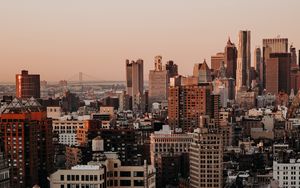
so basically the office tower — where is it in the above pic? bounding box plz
[224,38,238,79]
[126,59,144,111]
[236,30,251,91]
[168,83,211,132]
[149,56,169,107]
[16,70,40,99]
[198,60,212,84]
[189,123,223,188]
[210,94,221,125]
[211,52,225,71]
[165,60,178,78]
[265,53,291,94]
[290,45,297,67]
[262,38,288,88]
[290,68,300,92]
[193,60,212,84]
[0,98,53,187]
[254,47,262,81]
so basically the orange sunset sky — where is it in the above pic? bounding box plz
[0,0,299,82]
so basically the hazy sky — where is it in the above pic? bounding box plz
[0,0,299,82]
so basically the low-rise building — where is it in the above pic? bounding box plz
[50,152,156,188]
[273,159,300,188]
[150,125,193,165]
[52,120,84,146]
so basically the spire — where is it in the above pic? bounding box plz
[200,59,210,70]
[227,36,232,45]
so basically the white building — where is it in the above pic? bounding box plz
[273,159,300,188]
[150,125,193,164]
[52,120,84,146]
[47,107,62,119]
[49,152,156,188]
[49,164,105,188]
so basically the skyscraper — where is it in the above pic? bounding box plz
[189,118,223,188]
[254,47,262,81]
[0,98,53,187]
[290,45,297,67]
[149,56,169,108]
[262,38,288,88]
[198,60,212,84]
[224,38,237,79]
[193,60,212,84]
[211,52,225,72]
[236,30,251,91]
[165,60,178,78]
[126,59,144,111]
[168,82,211,132]
[265,53,291,94]
[16,70,40,99]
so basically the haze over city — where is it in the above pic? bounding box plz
[0,0,299,82]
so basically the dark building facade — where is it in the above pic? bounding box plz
[98,128,139,165]
[156,153,181,187]
[265,53,291,94]
[224,38,237,79]
[0,98,53,188]
[0,146,10,188]
[16,70,40,99]
[165,60,178,78]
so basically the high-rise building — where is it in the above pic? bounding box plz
[236,30,251,91]
[254,47,262,81]
[16,70,40,99]
[189,124,223,188]
[126,59,144,111]
[165,60,178,78]
[290,45,297,68]
[193,60,212,84]
[0,98,53,187]
[149,56,169,107]
[265,53,291,94]
[126,59,144,96]
[211,52,225,72]
[224,38,237,79]
[262,38,288,88]
[198,60,212,84]
[168,83,211,132]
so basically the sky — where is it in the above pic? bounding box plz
[0,0,299,82]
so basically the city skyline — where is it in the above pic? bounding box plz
[0,0,299,82]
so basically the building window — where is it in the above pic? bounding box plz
[114,163,118,168]
[120,180,131,186]
[60,175,64,181]
[120,171,131,177]
[133,171,144,177]
[134,180,144,186]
